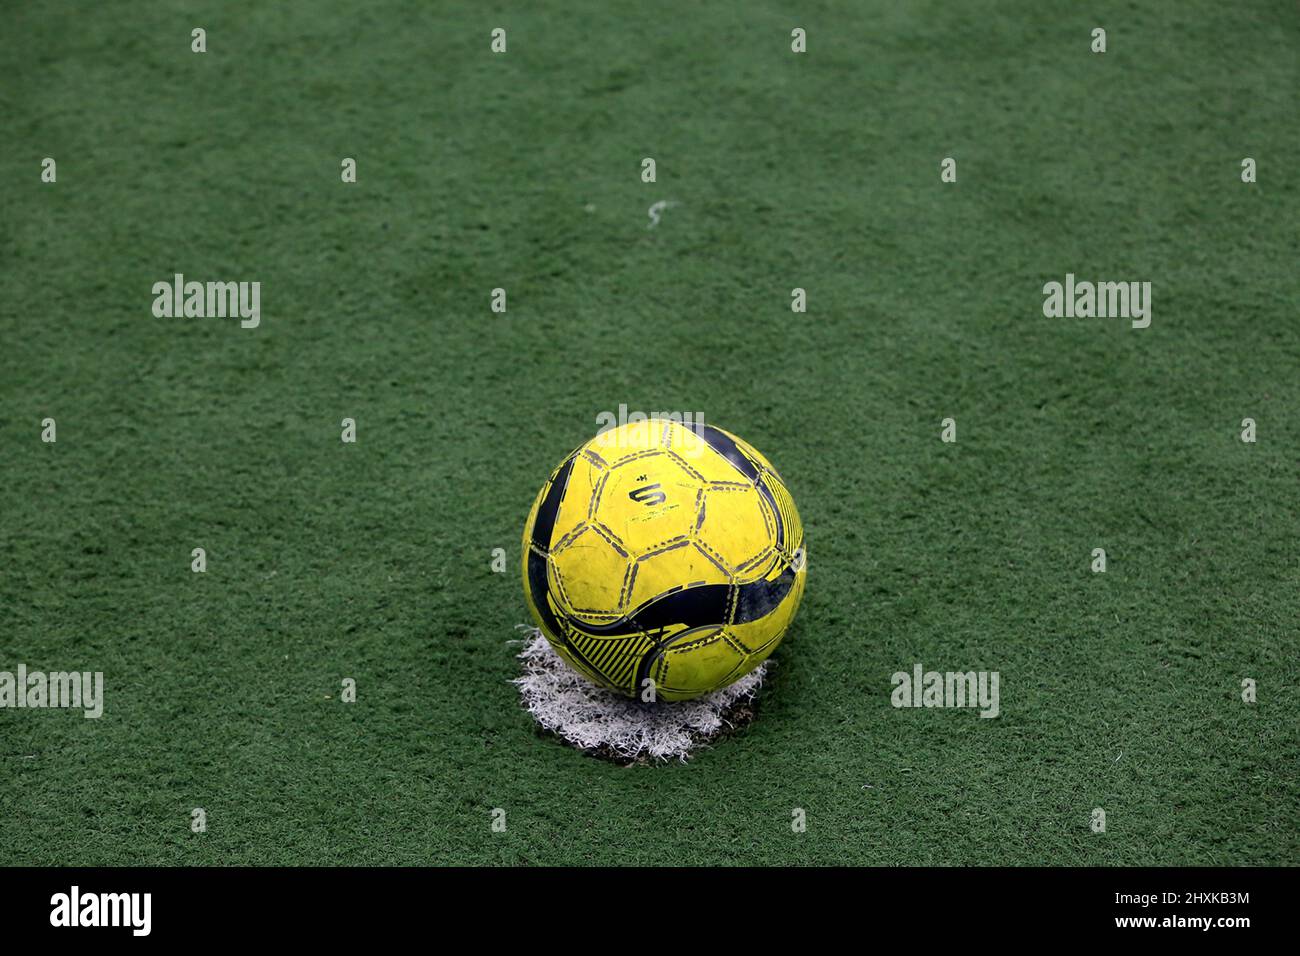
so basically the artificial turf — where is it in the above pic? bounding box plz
[1,0,1297,866]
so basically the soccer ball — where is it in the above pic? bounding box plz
[522,419,806,702]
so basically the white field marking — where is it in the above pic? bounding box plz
[510,627,766,762]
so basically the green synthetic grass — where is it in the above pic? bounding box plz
[2,0,1298,866]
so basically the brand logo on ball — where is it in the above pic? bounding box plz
[628,482,667,506]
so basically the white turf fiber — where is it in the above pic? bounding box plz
[511,627,768,763]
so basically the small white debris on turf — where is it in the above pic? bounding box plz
[511,626,767,764]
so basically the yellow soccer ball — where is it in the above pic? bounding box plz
[522,419,806,702]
